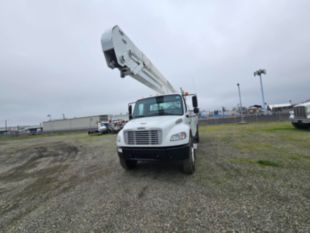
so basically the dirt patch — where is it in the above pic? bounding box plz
[0,141,82,230]
[0,142,78,182]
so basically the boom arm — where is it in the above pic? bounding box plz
[101,25,176,95]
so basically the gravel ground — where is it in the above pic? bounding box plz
[0,122,309,233]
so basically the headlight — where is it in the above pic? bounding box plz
[170,132,187,141]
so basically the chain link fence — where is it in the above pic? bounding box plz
[200,112,290,125]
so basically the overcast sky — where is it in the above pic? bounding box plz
[1,0,310,126]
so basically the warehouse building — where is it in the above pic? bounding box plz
[42,115,109,132]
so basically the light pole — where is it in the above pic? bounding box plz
[254,69,267,113]
[237,83,245,123]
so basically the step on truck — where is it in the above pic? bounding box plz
[101,25,199,174]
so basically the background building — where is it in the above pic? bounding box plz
[42,114,129,132]
[42,115,109,132]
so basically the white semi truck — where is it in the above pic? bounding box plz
[101,25,199,174]
[289,101,310,129]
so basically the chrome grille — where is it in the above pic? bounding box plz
[124,130,162,145]
[294,106,307,118]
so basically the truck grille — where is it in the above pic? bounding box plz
[124,130,162,145]
[294,106,307,118]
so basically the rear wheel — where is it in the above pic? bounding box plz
[182,137,196,174]
[119,157,138,170]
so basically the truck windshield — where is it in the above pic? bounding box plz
[133,95,184,118]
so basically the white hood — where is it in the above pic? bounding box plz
[295,101,310,108]
[123,116,182,131]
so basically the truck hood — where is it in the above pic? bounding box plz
[123,116,183,131]
[295,102,310,108]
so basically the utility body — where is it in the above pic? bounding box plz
[101,25,199,173]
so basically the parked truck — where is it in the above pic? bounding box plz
[88,120,125,135]
[289,101,310,129]
[101,25,199,174]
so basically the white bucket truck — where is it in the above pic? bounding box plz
[101,26,199,174]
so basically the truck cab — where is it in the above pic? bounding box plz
[289,101,310,129]
[116,93,199,174]
[98,121,109,134]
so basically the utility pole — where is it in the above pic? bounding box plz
[254,69,267,113]
[237,83,246,123]
[5,120,7,131]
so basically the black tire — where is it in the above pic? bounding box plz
[194,127,200,143]
[119,157,138,170]
[182,136,196,174]
[292,122,310,129]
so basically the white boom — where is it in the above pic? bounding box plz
[101,25,176,95]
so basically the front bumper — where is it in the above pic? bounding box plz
[291,118,310,124]
[117,144,190,161]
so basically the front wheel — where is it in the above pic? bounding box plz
[119,157,138,170]
[292,122,310,129]
[194,127,200,143]
[182,137,196,174]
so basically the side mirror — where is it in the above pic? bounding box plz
[192,95,198,108]
[128,105,133,120]
[194,107,199,114]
